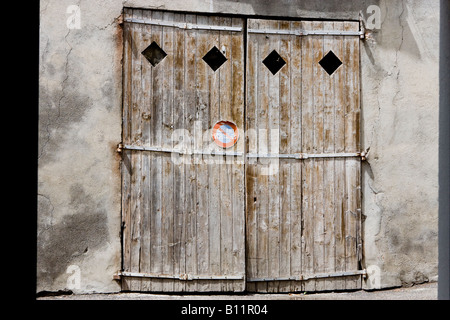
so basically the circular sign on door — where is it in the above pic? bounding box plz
[212,120,239,148]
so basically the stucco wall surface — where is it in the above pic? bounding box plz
[38,0,439,293]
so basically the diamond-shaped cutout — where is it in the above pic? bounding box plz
[319,50,342,76]
[202,46,228,72]
[141,41,167,67]
[262,50,286,75]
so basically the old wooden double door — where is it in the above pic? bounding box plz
[120,9,363,293]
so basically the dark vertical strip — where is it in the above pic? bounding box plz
[439,0,450,301]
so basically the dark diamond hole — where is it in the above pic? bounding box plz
[319,50,342,76]
[141,41,167,67]
[203,46,228,72]
[262,50,286,75]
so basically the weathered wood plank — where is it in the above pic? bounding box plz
[139,8,153,292]
[231,17,246,292]
[218,16,233,291]
[322,21,336,292]
[121,9,133,292]
[289,20,303,293]
[195,14,210,292]
[207,15,222,293]
[184,13,198,292]
[266,19,281,294]
[333,21,346,292]
[278,20,291,293]
[256,19,271,293]
[172,12,186,293]
[129,9,144,292]
[161,11,175,293]
[312,21,326,292]
[245,18,259,293]
[301,20,316,293]
[149,9,164,292]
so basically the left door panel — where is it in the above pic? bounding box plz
[121,8,246,292]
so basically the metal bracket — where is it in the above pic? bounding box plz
[114,271,244,281]
[247,28,364,37]
[116,270,366,282]
[117,143,368,160]
[247,270,367,282]
[117,13,124,26]
[247,151,368,160]
[119,143,244,157]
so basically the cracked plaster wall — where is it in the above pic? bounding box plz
[38,0,439,293]
[360,0,439,289]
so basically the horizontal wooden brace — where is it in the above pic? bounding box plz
[115,271,244,281]
[124,17,243,32]
[247,28,363,37]
[247,270,367,282]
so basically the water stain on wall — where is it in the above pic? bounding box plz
[37,183,109,289]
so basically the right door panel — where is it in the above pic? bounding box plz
[245,19,363,293]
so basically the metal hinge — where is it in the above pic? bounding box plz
[117,143,368,161]
[117,13,124,26]
[117,143,243,157]
[247,270,367,282]
[247,28,364,37]
[114,271,244,281]
[247,151,368,160]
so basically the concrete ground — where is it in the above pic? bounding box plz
[37,281,437,300]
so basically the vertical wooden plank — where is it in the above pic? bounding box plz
[278,20,291,293]
[139,8,153,292]
[289,20,303,293]
[322,21,337,292]
[160,11,175,292]
[172,12,186,293]
[121,8,133,291]
[301,20,315,293]
[149,9,164,292]
[311,21,325,292]
[333,21,346,292]
[343,21,361,290]
[266,19,281,294]
[129,9,144,292]
[245,18,259,293]
[207,16,222,293]
[219,16,234,292]
[184,13,198,292]
[230,17,246,292]
[195,14,210,292]
[256,19,271,293]
[351,23,362,279]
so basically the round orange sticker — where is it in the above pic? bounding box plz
[212,120,239,148]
